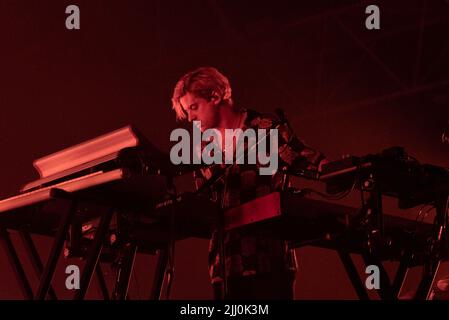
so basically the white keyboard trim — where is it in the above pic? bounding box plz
[0,169,125,213]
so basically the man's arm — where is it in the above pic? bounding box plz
[277,121,329,173]
[250,112,329,175]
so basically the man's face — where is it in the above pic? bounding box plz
[179,92,219,131]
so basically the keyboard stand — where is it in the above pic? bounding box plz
[35,189,79,299]
[0,228,34,299]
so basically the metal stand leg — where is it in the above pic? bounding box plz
[19,230,58,300]
[415,260,441,300]
[0,228,34,299]
[337,250,369,300]
[74,208,114,300]
[391,251,411,299]
[415,196,449,300]
[111,243,138,300]
[362,254,394,300]
[95,263,110,300]
[35,199,78,300]
[150,249,168,300]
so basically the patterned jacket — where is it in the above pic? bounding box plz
[194,108,327,284]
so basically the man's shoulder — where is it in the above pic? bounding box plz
[245,108,282,129]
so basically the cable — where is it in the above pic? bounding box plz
[299,174,358,201]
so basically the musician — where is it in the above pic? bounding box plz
[171,66,328,299]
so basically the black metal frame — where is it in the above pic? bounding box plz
[414,195,449,299]
[111,243,137,300]
[0,228,34,299]
[334,171,449,300]
[19,230,58,300]
[74,207,114,300]
[35,195,79,300]
[0,188,123,300]
[336,248,420,300]
[1,179,446,300]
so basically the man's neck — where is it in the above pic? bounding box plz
[217,106,246,131]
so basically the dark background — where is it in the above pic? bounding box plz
[0,0,448,299]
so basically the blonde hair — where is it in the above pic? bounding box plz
[171,67,234,120]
